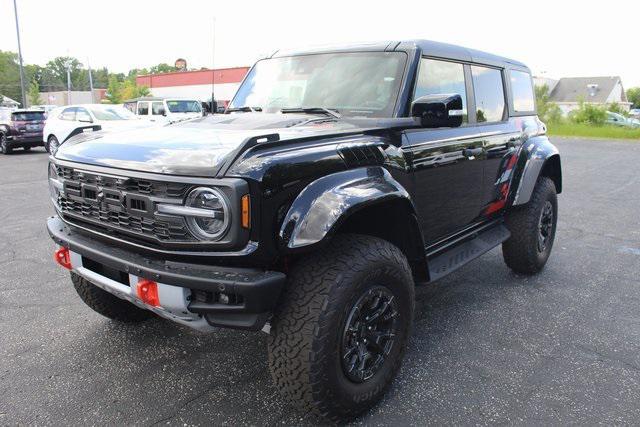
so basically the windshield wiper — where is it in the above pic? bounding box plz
[226,106,263,113]
[280,107,341,119]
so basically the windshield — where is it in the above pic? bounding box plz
[230,52,407,117]
[11,111,45,121]
[166,100,202,113]
[90,107,137,121]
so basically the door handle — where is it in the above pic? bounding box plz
[462,147,483,158]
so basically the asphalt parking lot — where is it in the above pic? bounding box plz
[1,137,639,425]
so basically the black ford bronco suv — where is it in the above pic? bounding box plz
[47,40,561,421]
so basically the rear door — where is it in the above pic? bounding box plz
[403,57,486,245]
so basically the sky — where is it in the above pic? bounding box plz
[1,0,639,88]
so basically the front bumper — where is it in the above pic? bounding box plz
[47,215,286,331]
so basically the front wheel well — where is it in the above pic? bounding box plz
[541,154,562,194]
[333,199,428,282]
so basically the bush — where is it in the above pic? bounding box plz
[570,101,607,125]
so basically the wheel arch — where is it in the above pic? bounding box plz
[511,135,562,206]
[278,167,427,281]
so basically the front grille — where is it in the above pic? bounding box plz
[54,165,196,243]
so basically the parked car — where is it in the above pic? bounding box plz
[628,108,640,119]
[123,97,204,123]
[43,104,158,153]
[47,40,561,421]
[0,108,46,154]
[606,111,640,128]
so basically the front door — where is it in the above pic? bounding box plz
[404,128,486,245]
[405,57,486,245]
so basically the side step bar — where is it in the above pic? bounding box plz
[427,223,510,282]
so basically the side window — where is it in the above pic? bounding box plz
[151,102,165,116]
[471,65,505,122]
[76,108,92,122]
[414,58,467,123]
[137,102,149,116]
[509,70,535,113]
[60,107,76,121]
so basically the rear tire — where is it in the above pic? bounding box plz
[71,272,154,323]
[0,134,12,154]
[502,177,557,274]
[268,234,415,421]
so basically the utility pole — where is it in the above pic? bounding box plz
[12,0,27,107]
[210,17,216,114]
[66,61,72,105]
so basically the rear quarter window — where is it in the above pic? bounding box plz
[510,70,535,113]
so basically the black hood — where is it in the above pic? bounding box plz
[54,113,414,177]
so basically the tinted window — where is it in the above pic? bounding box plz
[60,108,76,121]
[137,102,149,115]
[76,108,92,122]
[11,111,45,121]
[471,66,505,122]
[152,102,166,115]
[510,70,535,112]
[414,58,467,122]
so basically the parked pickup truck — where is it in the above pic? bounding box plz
[47,40,561,421]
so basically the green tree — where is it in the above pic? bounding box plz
[535,84,562,123]
[27,79,41,106]
[0,50,22,103]
[149,63,178,74]
[627,87,640,108]
[105,75,123,104]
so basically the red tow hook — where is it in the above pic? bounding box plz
[54,247,72,270]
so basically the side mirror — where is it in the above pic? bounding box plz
[412,94,464,128]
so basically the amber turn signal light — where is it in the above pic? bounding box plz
[54,247,72,270]
[137,278,160,307]
[241,194,251,229]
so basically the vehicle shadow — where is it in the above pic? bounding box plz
[50,249,536,425]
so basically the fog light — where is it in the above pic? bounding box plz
[137,278,160,307]
[219,293,230,304]
[54,247,71,270]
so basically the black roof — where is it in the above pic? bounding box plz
[272,39,528,70]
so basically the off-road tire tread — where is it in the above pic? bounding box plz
[502,177,557,274]
[71,272,153,323]
[267,234,414,421]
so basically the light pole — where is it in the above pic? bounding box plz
[210,17,216,114]
[88,59,95,103]
[12,0,27,107]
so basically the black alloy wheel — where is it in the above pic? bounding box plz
[341,286,399,383]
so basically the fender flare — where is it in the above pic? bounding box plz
[279,167,416,250]
[511,135,562,206]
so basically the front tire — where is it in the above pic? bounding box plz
[502,177,558,274]
[71,272,154,323]
[46,135,59,154]
[268,234,415,421]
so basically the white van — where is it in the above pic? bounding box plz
[123,97,203,123]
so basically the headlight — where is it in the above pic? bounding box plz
[48,163,63,205]
[182,187,230,240]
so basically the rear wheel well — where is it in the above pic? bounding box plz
[334,199,427,282]
[541,155,562,194]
